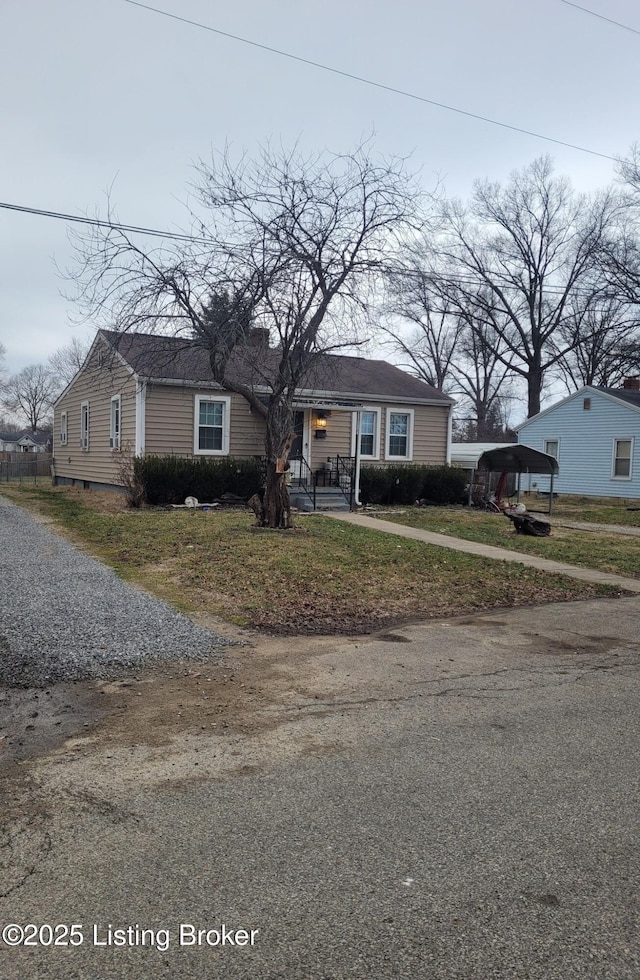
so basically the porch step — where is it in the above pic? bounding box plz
[290,486,350,513]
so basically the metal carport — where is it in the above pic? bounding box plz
[477,445,560,514]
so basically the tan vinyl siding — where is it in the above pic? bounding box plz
[310,404,449,468]
[405,404,450,463]
[53,350,137,487]
[308,411,351,469]
[144,385,265,457]
[353,404,449,465]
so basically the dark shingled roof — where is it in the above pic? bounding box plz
[100,330,453,405]
[596,386,640,409]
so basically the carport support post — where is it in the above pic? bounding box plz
[549,471,554,515]
[468,469,474,506]
[517,471,521,503]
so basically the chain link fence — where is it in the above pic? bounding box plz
[0,453,53,485]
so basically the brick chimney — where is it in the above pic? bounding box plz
[248,327,270,348]
[622,377,640,390]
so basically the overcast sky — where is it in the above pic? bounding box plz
[1,0,638,404]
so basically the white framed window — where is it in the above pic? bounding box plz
[385,408,414,461]
[351,408,381,460]
[110,395,121,449]
[80,401,90,451]
[60,411,67,446]
[612,438,633,479]
[544,438,559,460]
[194,395,231,455]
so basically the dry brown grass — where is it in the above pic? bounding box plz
[1,484,624,634]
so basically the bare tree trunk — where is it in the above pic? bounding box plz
[263,462,292,529]
[262,429,295,529]
[528,363,544,418]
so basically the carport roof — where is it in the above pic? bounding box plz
[477,444,559,475]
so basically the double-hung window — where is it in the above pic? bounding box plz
[352,408,380,459]
[385,408,414,461]
[613,438,633,479]
[110,395,121,449]
[80,401,90,451]
[194,395,231,455]
[60,411,67,446]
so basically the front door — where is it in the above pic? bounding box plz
[291,411,304,458]
[290,411,308,481]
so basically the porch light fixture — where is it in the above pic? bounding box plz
[314,413,328,438]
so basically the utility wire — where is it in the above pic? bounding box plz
[122,0,616,162]
[557,0,640,37]
[0,197,621,300]
[0,201,213,245]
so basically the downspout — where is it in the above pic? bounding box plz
[446,404,453,464]
[135,379,147,456]
[353,410,362,508]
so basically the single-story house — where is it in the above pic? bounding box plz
[16,432,51,453]
[517,378,640,498]
[0,432,19,452]
[52,329,455,498]
[0,431,51,453]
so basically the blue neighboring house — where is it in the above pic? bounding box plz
[517,379,640,498]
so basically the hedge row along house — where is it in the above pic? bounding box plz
[52,329,455,508]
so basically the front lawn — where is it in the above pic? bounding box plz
[0,485,625,634]
[540,494,640,527]
[376,506,640,580]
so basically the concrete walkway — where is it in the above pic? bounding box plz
[327,511,640,594]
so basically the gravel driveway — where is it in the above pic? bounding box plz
[0,496,233,687]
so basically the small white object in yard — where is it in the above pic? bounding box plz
[514,503,526,514]
[185,496,199,508]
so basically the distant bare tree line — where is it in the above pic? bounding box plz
[1,337,90,432]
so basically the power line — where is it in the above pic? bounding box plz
[557,0,640,37]
[0,201,213,244]
[0,201,624,301]
[122,0,617,163]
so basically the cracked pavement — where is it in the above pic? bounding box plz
[1,595,640,978]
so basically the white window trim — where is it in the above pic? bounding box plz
[544,437,560,460]
[351,407,381,461]
[110,395,121,450]
[60,411,67,446]
[612,436,634,480]
[80,401,90,451]
[385,407,414,462]
[194,395,231,456]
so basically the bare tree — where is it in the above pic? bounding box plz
[598,147,640,359]
[452,311,516,438]
[436,157,621,417]
[2,364,58,431]
[381,261,461,391]
[70,143,423,527]
[382,238,518,433]
[48,336,92,386]
[553,294,640,390]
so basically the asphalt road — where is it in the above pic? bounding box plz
[1,596,639,979]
